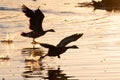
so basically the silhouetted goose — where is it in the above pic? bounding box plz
[39,33,83,59]
[21,5,55,43]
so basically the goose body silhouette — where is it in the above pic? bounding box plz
[21,5,55,43]
[39,33,83,59]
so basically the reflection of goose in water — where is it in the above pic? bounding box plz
[22,61,44,78]
[22,63,75,80]
[45,67,74,80]
[21,46,44,61]
[39,33,83,59]
[21,5,55,43]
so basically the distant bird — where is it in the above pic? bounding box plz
[39,33,83,59]
[21,5,55,43]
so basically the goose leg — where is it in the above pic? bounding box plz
[32,38,37,44]
[58,55,60,58]
[39,54,48,61]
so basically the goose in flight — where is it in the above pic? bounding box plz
[21,5,55,43]
[39,33,83,59]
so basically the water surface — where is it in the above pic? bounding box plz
[0,0,120,80]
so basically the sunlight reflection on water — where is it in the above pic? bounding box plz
[0,0,120,80]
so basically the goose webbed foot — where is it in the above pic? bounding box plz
[58,55,60,58]
[31,41,39,44]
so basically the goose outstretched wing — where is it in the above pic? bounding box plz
[22,5,34,18]
[40,43,55,48]
[22,5,45,31]
[57,33,83,47]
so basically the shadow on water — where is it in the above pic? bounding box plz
[76,0,120,12]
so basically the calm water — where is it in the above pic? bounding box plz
[0,0,120,80]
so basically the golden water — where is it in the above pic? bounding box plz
[0,0,120,80]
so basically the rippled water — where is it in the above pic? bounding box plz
[0,0,120,80]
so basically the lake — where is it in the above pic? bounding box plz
[0,0,120,80]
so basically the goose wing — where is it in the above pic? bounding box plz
[40,43,55,48]
[57,33,83,47]
[31,8,44,31]
[22,4,34,18]
[22,5,44,31]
